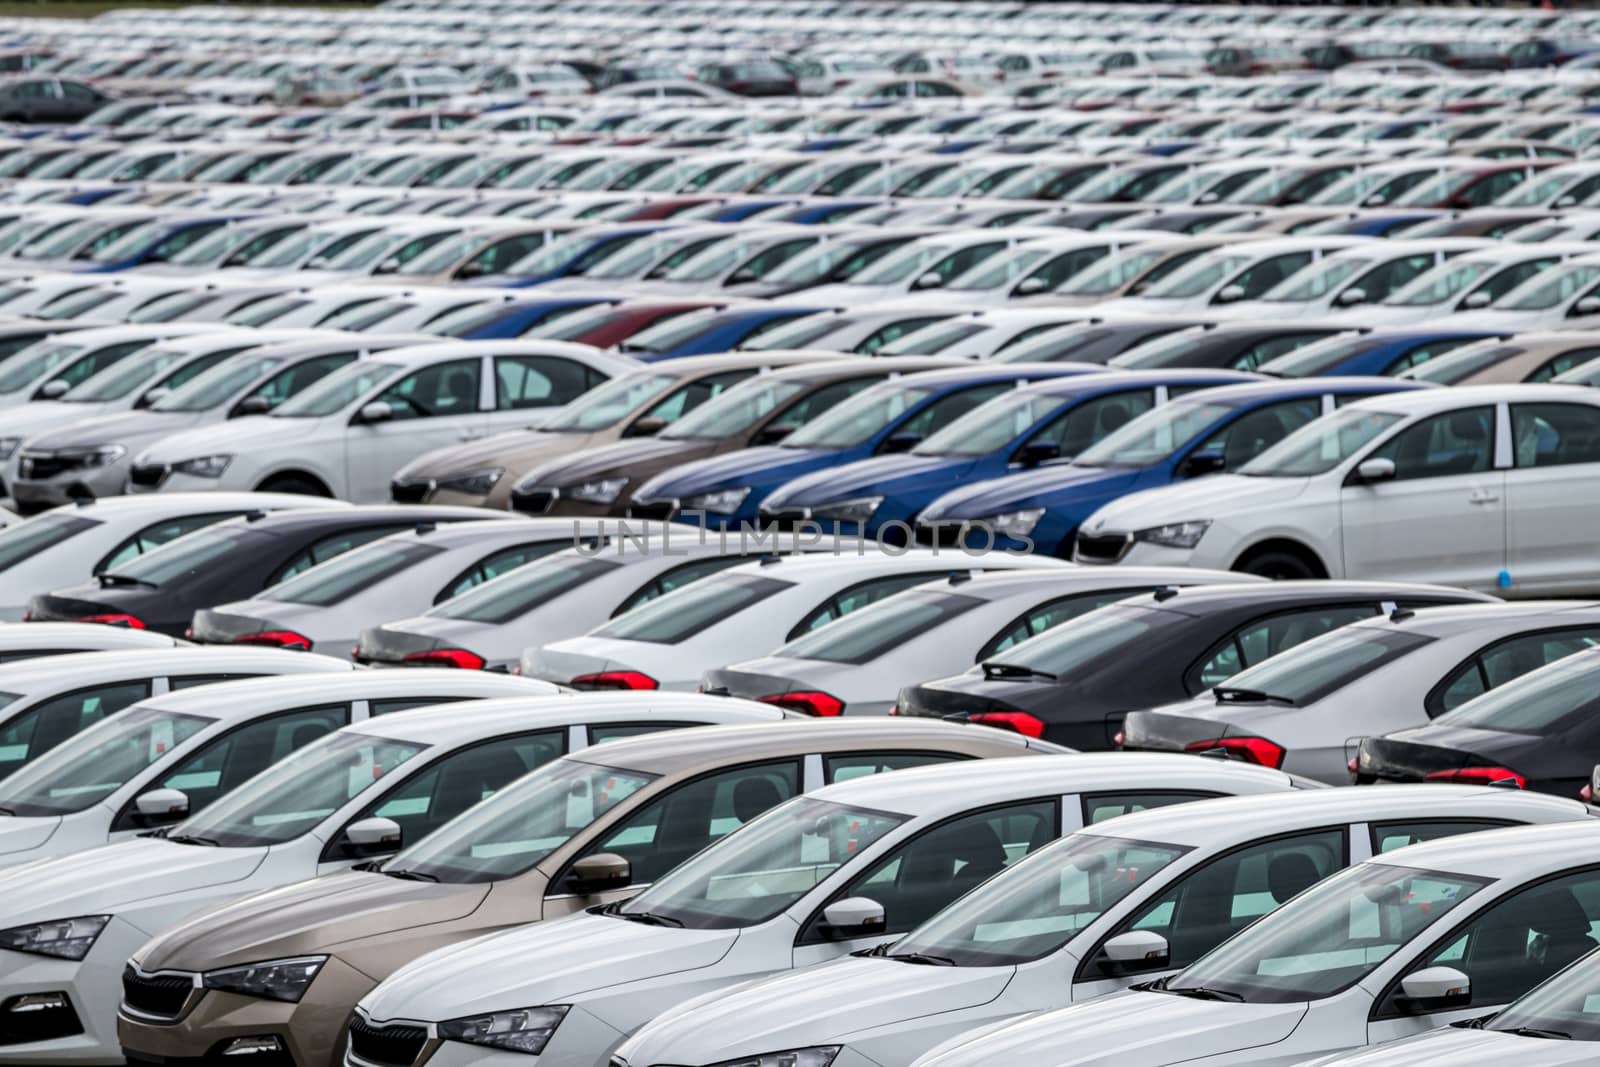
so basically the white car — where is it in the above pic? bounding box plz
[1221,239,1488,320]
[1073,385,1600,595]
[525,551,1136,691]
[0,646,351,781]
[1449,252,1600,332]
[0,322,217,415]
[1123,601,1600,783]
[0,621,180,660]
[130,341,636,502]
[0,670,550,867]
[893,233,1160,309]
[875,308,1102,359]
[617,785,1588,1067]
[797,231,1051,307]
[1093,236,1366,317]
[701,561,1258,717]
[0,492,331,619]
[350,753,1303,1067]
[1342,243,1593,327]
[913,820,1600,1067]
[191,518,603,658]
[0,692,782,1066]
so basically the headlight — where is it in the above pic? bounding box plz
[202,956,326,1003]
[812,496,882,524]
[685,486,751,514]
[0,437,20,460]
[172,454,233,479]
[80,445,127,468]
[0,915,110,960]
[565,477,627,504]
[709,1048,841,1067]
[438,1005,569,1055]
[1134,520,1211,550]
[983,507,1045,539]
[436,467,503,495]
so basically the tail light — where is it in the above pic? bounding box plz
[758,691,844,717]
[967,710,1045,739]
[75,614,145,630]
[231,630,312,651]
[1348,757,1361,784]
[571,670,658,691]
[1113,731,1125,749]
[401,648,486,671]
[1184,736,1286,769]
[1582,783,1593,804]
[1425,766,1526,789]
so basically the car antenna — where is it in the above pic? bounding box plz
[1153,585,1180,601]
[244,509,266,522]
[948,571,972,584]
[1384,601,1415,623]
[414,520,437,535]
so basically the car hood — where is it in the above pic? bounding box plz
[0,837,267,926]
[25,410,196,452]
[1293,1027,1591,1067]
[766,454,975,508]
[362,912,737,1021]
[0,815,60,858]
[1080,474,1310,534]
[619,957,1013,1064]
[137,869,489,971]
[918,992,1306,1067]
[922,465,1141,521]
[515,436,709,488]
[399,427,597,480]
[3,400,104,437]
[136,415,284,462]
[634,445,831,499]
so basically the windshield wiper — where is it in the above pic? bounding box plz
[165,833,219,847]
[0,806,13,816]
[1163,985,1245,1002]
[616,909,684,928]
[1497,1026,1571,1040]
[96,572,157,589]
[1213,686,1296,706]
[981,661,1056,681]
[888,951,956,966]
[382,868,439,882]
[852,941,897,958]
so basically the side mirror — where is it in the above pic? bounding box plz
[881,431,922,454]
[754,423,795,445]
[623,415,667,438]
[133,787,189,827]
[234,394,271,417]
[1013,276,1048,296]
[376,256,402,273]
[36,379,68,399]
[1335,286,1368,307]
[911,271,944,291]
[1555,194,1578,208]
[340,816,402,858]
[1213,283,1247,304]
[356,400,393,424]
[1574,296,1600,317]
[453,262,485,280]
[1016,439,1061,468]
[727,267,759,285]
[818,896,886,940]
[137,387,170,409]
[1355,456,1397,484]
[1459,290,1491,310]
[570,852,632,893]
[1397,966,1471,1013]
[1181,449,1226,477]
[1196,192,1219,204]
[1362,193,1388,207]
[1097,930,1171,977]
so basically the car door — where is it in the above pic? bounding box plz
[345,357,488,501]
[1503,402,1600,594]
[488,353,604,435]
[1340,405,1505,588]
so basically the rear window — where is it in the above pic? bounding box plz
[775,589,980,664]
[985,603,1159,677]
[593,572,793,644]
[1214,627,1434,706]
[110,524,265,586]
[0,513,98,574]
[263,541,442,606]
[430,555,620,624]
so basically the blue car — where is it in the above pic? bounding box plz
[756,369,1263,543]
[464,223,679,287]
[430,295,617,339]
[73,213,243,273]
[626,363,1099,527]
[613,305,831,359]
[911,376,1432,557]
[1258,328,1499,377]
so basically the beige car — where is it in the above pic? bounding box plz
[118,718,1060,1067]
[1403,331,1600,385]
[390,350,844,508]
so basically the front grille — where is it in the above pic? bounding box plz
[121,968,193,1021]
[347,1017,426,1067]
[1075,532,1132,563]
[16,454,82,481]
[509,487,557,515]
[128,464,170,489]
[389,479,433,504]
[0,993,83,1046]
[627,499,677,521]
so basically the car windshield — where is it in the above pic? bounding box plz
[1212,627,1432,705]
[784,385,932,449]
[617,795,905,929]
[1073,401,1229,468]
[1384,261,1492,306]
[776,589,979,664]
[429,553,619,624]
[1258,335,1377,377]
[737,315,851,352]
[915,390,1069,457]
[947,247,1051,291]
[542,371,676,431]
[262,540,440,606]
[154,355,280,412]
[86,219,174,264]
[851,242,958,286]
[175,729,427,848]
[1403,344,1516,385]
[1141,254,1252,299]
[1241,409,1405,477]
[61,345,182,403]
[1260,257,1369,302]
[1500,264,1600,311]
[164,224,252,266]
[0,512,99,574]
[1058,247,1169,296]
[0,705,213,816]
[1433,651,1600,735]
[0,341,82,395]
[892,833,1191,966]
[659,377,804,440]
[763,237,900,286]
[271,360,399,418]
[592,572,793,644]
[388,756,655,883]
[1488,944,1600,1041]
[1166,861,1487,1003]
[617,308,723,355]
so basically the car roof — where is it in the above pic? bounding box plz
[1343,382,1600,415]
[134,669,554,720]
[1349,599,1600,638]
[1161,376,1429,406]
[1119,579,1496,614]
[0,646,348,692]
[216,503,502,535]
[358,691,785,744]
[1373,820,1600,880]
[0,622,177,650]
[46,491,343,520]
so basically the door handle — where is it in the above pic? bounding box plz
[1468,489,1500,504]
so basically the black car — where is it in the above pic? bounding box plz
[1355,647,1600,799]
[695,60,798,97]
[26,505,495,636]
[1110,322,1349,372]
[0,76,108,124]
[896,581,1496,750]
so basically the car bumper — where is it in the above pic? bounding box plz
[124,470,221,496]
[119,956,377,1067]
[0,918,149,1065]
[10,466,128,511]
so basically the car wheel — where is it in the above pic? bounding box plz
[1236,547,1319,580]
[257,473,332,497]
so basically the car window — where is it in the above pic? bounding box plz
[437,541,567,602]
[791,574,942,638]
[1224,252,1314,301]
[611,555,750,616]
[0,680,151,777]
[1382,338,1477,376]
[97,512,238,573]
[1082,790,1220,825]
[167,673,262,691]
[598,571,793,645]
[267,524,411,584]
[1432,627,1600,715]
[1353,253,1438,302]
[799,798,1059,943]
[779,589,981,665]
[765,378,878,434]
[368,696,473,717]
[979,588,1155,660]
[895,383,1013,442]
[1196,398,1322,467]
[1099,828,1346,974]
[856,317,944,355]
[1191,605,1381,690]
[589,760,801,886]
[0,513,98,575]
[1529,349,1600,383]
[265,541,441,606]
[638,369,752,424]
[1364,406,1496,481]
[1033,390,1156,459]
[1370,819,1514,854]
[1511,402,1600,468]
[587,722,699,744]
[494,355,602,410]
[824,752,965,783]
[374,358,481,420]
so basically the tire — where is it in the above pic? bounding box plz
[1236,549,1318,581]
[257,474,331,498]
